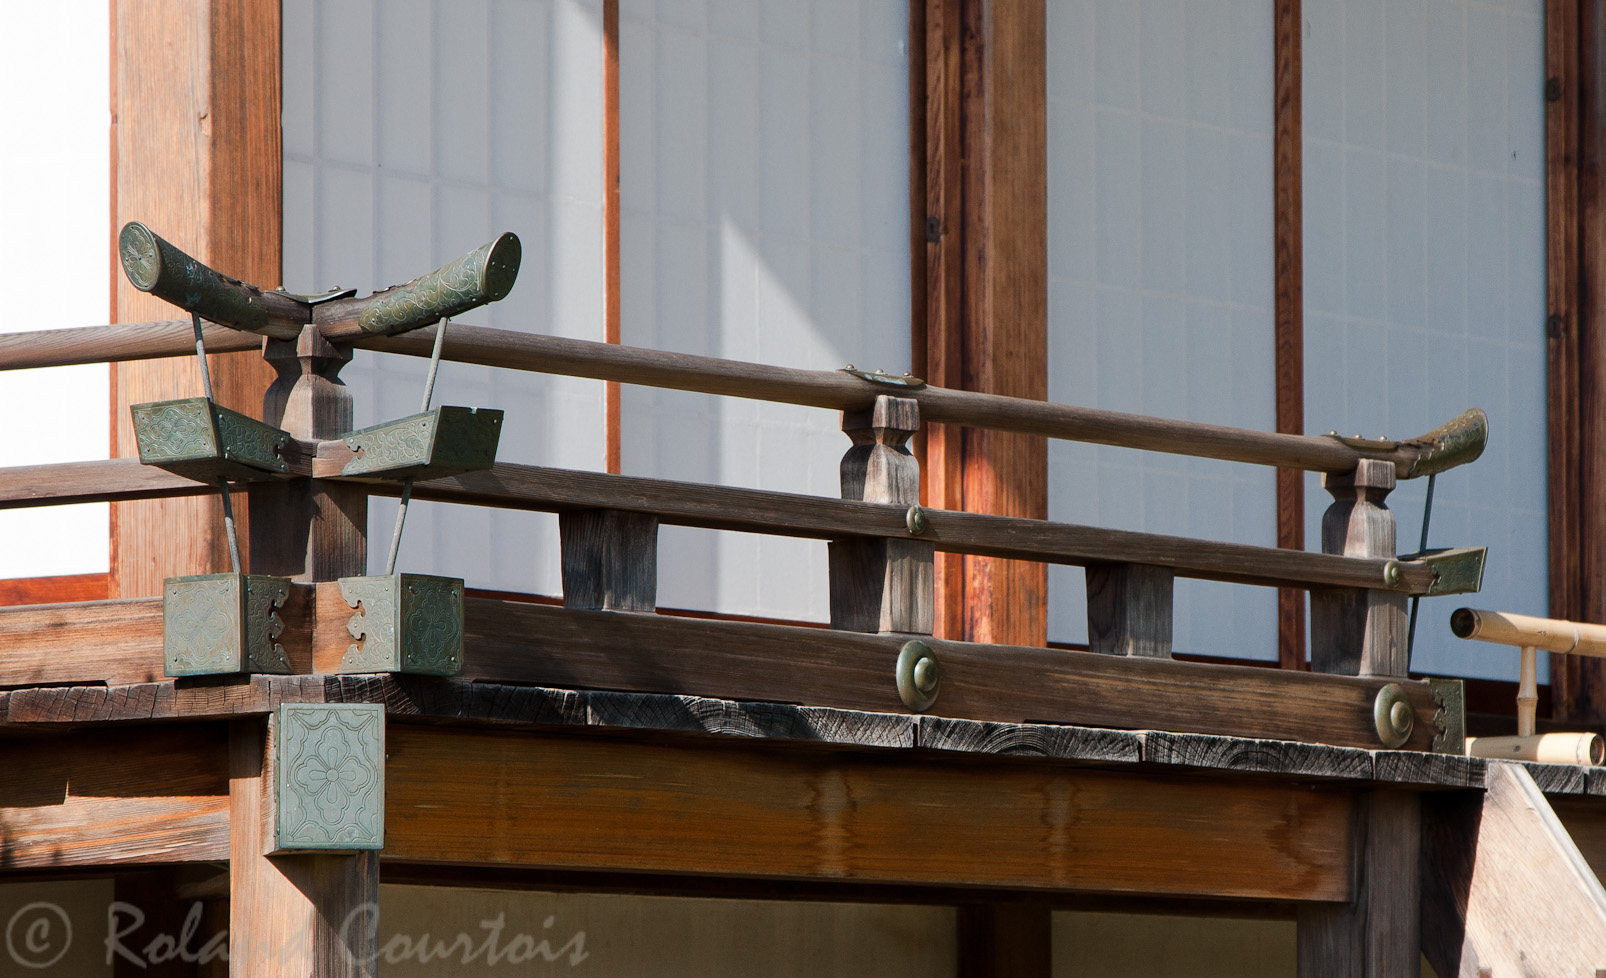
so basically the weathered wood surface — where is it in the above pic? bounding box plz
[1421,762,1606,976]
[383,724,1355,899]
[1274,0,1308,672]
[0,572,109,606]
[1086,563,1174,658]
[560,509,658,612]
[1297,789,1420,977]
[0,597,165,686]
[1310,459,1408,677]
[359,322,1477,479]
[1142,730,1373,781]
[0,458,212,509]
[0,320,261,370]
[229,719,378,977]
[0,726,230,869]
[389,462,1435,594]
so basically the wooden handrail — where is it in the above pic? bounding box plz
[0,456,1439,594]
[0,320,1484,478]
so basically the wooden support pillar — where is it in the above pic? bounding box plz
[247,327,366,584]
[830,395,934,634]
[560,509,659,612]
[1297,789,1421,977]
[922,0,1048,648]
[1086,563,1174,658]
[1310,459,1407,677]
[957,904,1051,978]
[229,713,380,978]
[110,0,281,597]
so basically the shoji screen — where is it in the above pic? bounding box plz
[617,0,912,620]
[1302,0,1546,681]
[1045,0,1280,656]
[282,0,607,593]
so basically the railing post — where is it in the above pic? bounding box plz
[560,510,659,612]
[1310,458,1408,676]
[1086,563,1174,657]
[247,325,367,582]
[829,395,934,635]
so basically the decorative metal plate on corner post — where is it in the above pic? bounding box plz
[1428,677,1467,755]
[338,573,465,676]
[163,573,293,676]
[132,397,292,482]
[338,406,504,482]
[274,703,385,852]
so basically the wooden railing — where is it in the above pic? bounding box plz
[0,226,1493,751]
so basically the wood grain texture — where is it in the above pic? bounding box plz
[1275,0,1308,672]
[0,597,165,686]
[0,726,230,870]
[397,462,1434,593]
[0,458,212,510]
[1086,563,1174,658]
[111,0,281,599]
[1551,0,1606,724]
[954,0,1049,649]
[383,724,1354,900]
[1297,789,1420,976]
[434,595,1446,750]
[1421,762,1606,976]
[1143,730,1374,782]
[917,715,1141,762]
[559,509,658,612]
[0,573,109,607]
[0,320,261,370]
[229,718,378,978]
[1310,460,1408,677]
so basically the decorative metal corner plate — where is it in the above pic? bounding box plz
[339,573,464,676]
[339,406,503,481]
[275,703,385,851]
[1428,677,1466,755]
[163,573,292,676]
[132,397,290,482]
[1398,546,1488,597]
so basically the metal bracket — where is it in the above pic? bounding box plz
[896,640,941,712]
[339,573,464,676]
[163,573,292,676]
[1398,546,1488,597]
[131,397,291,482]
[840,366,927,390]
[1428,677,1467,755]
[266,287,357,305]
[339,406,503,482]
[274,703,385,851]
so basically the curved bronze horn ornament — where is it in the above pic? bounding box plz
[353,232,523,337]
[117,222,304,340]
[1401,408,1489,478]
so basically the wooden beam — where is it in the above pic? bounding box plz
[111,0,281,598]
[1275,0,1307,671]
[0,726,230,870]
[603,0,620,474]
[383,725,1354,900]
[1296,790,1420,976]
[0,597,165,686]
[227,718,378,978]
[1421,762,1606,974]
[0,573,109,607]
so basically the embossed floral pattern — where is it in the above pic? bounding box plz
[277,704,385,849]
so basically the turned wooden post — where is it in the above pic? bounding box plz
[1086,563,1174,657]
[247,326,367,583]
[1309,459,1408,676]
[560,509,659,611]
[829,395,934,635]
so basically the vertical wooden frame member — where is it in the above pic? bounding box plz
[1274,0,1308,671]
[921,0,1049,649]
[110,0,282,597]
[1547,0,1606,723]
[604,0,622,475]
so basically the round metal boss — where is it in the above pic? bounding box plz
[1383,560,1403,587]
[1373,683,1414,748]
[906,505,928,536]
[896,640,941,712]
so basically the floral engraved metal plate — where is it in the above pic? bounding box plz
[339,406,503,482]
[339,573,464,676]
[132,397,291,483]
[275,703,385,851]
[163,573,292,676]
[357,232,521,335]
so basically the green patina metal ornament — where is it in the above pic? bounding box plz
[163,572,293,676]
[274,703,386,851]
[338,573,465,676]
[339,406,503,482]
[131,397,292,483]
[357,232,522,335]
